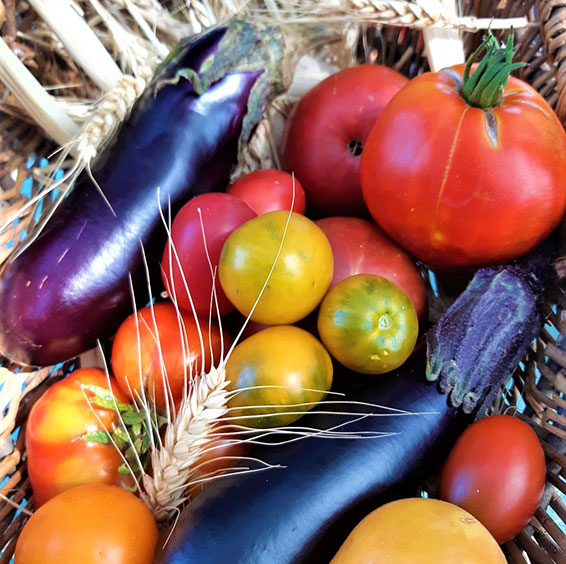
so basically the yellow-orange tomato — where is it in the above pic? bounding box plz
[331,498,506,564]
[26,368,131,506]
[226,326,333,428]
[14,484,158,564]
[219,211,333,325]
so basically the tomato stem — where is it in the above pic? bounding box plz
[461,32,524,109]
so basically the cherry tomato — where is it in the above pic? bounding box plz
[280,65,408,216]
[316,217,427,318]
[361,64,566,269]
[226,326,333,428]
[227,169,306,215]
[331,498,506,564]
[26,368,131,507]
[14,484,158,564]
[161,192,256,316]
[439,414,546,544]
[112,302,232,410]
[219,211,333,325]
[318,274,418,374]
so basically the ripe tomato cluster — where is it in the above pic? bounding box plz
[17,42,559,563]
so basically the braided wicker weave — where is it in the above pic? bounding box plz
[2,0,566,562]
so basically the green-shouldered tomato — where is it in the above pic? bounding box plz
[226,326,333,428]
[317,274,418,374]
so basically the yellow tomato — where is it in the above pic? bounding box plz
[331,498,506,564]
[219,211,333,324]
[226,326,333,428]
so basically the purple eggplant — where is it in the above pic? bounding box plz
[156,244,553,564]
[0,21,300,366]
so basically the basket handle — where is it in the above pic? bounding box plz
[539,0,566,124]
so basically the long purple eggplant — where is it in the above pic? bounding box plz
[156,244,553,564]
[0,21,306,366]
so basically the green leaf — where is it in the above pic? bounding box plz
[121,410,146,425]
[118,464,132,476]
[80,430,111,444]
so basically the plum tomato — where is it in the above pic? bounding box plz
[227,169,306,215]
[317,274,418,374]
[161,192,256,316]
[225,326,333,428]
[25,368,131,506]
[14,484,158,564]
[439,414,546,544]
[316,217,427,318]
[330,498,506,564]
[219,211,333,325]
[111,302,232,410]
[279,65,408,216]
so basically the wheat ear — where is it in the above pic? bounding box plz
[258,0,532,32]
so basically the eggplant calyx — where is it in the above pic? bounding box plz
[426,239,555,416]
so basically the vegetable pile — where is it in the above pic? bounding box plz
[3,20,563,564]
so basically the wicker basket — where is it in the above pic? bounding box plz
[2,0,566,562]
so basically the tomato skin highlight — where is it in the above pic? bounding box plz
[219,211,333,325]
[227,169,306,215]
[439,414,546,544]
[280,65,408,216]
[226,325,333,428]
[316,216,427,318]
[112,302,231,410]
[25,368,131,507]
[361,66,566,269]
[161,192,256,316]
[318,274,418,374]
[330,498,506,564]
[14,484,158,564]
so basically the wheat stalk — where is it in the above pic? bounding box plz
[259,0,532,32]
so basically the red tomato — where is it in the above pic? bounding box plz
[111,302,232,410]
[439,415,546,544]
[361,64,566,269]
[279,65,408,216]
[227,169,306,215]
[14,484,158,564]
[25,368,132,507]
[161,193,256,316]
[316,217,427,318]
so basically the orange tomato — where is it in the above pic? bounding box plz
[111,302,232,410]
[14,484,158,564]
[331,498,506,564]
[26,368,131,506]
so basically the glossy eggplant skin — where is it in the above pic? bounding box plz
[0,27,261,366]
[157,348,467,564]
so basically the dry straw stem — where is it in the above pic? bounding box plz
[271,0,532,32]
[27,0,123,91]
[0,37,79,146]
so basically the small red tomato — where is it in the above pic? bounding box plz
[26,368,132,507]
[439,415,546,544]
[227,169,306,215]
[161,192,256,316]
[112,302,232,410]
[316,217,427,318]
[280,65,408,216]
[14,484,158,564]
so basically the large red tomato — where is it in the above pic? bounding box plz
[26,368,132,506]
[227,169,306,215]
[316,217,427,318]
[439,415,546,544]
[15,484,158,564]
[161,193,256,316]
[112,302,232,410]
[280,65,408,216]
[361,61,566,269]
